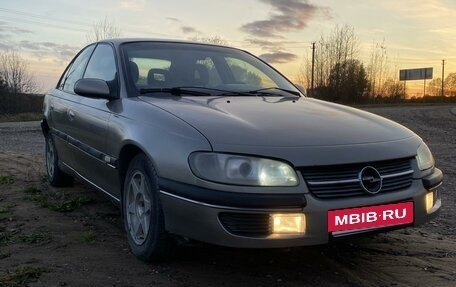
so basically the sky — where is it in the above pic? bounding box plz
[1,0,455,95]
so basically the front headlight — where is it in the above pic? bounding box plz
[189,152,298,186]
[416,142,435,171]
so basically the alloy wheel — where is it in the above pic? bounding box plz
[126,170,152,245]
[46,137,55,178]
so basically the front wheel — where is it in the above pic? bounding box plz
[45,134,73,187]
[123,154,173,262]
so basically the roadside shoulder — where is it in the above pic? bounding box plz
[451,107,456,116]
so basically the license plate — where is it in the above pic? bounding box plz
[328,202,414,232]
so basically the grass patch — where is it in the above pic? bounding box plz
[0,230,13,244]
[0,112,42,123]
[0,204,15,221]
[0,175,15,185]
[0,228,20,245]
[0,266,45,286]
[24,187,94,212]
[81,230,96,244]
[20,230,52,245]
[23,187,41,194]
[0,251,11,259]
[0,225,52,245]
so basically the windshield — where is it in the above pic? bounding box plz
[121,42,301,97]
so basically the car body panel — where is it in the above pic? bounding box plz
[105,97,213,189]
[159,177,440,248]
[140,96,416,147]
[68,96,113,193]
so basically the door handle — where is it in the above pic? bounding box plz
[68,110,75,121]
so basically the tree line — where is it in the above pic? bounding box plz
[298,25,455,104]
[0,50,43,114]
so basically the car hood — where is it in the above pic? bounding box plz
[141,96,416,146]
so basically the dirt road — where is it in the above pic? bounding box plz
[0,105,455,286]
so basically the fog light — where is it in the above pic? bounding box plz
[271,214,306,234]
[425,192,434,212]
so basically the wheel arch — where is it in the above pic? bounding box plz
[118,142,158,191]
[41,118,50,136]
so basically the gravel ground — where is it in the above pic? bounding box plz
[0,105,455,287]
[0,121,44,156]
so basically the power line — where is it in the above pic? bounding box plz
[0,7,91,27]
[0,8,185,40]
[1,16,88,33]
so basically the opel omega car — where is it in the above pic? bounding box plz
[41,39,443,261]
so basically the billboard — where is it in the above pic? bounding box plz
[399,68,433,81]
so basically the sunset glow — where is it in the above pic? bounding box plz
[1,0,455,95]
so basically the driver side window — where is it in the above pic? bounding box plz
[84,44,117,82]
[61,45,95,94]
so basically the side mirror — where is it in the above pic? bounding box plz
[294,84,307,97]
[74,78,111,99]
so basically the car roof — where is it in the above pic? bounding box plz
[97,38,233,49]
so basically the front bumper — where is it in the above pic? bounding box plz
[159,168,442,248]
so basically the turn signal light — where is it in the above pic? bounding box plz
[425,192,434,212]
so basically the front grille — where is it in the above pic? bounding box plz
[300,158,414,199]
[219,213,271,237]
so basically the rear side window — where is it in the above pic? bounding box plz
[84,44,117,82]
[61,45,95,93]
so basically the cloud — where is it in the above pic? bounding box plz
[259,51,298,63]
[0,21,33,52]
[18,40,80,61]
[167,17,180,23]
[0,42,13,51]
[0,21,33,35]
[247,39,284,49]
[381,0,455,20]
[245,38,306,51]
[0,21,33,45]
[181,26,198,34]
[241,0,330,38]
[167,17,200,35]
[119,0,146,10]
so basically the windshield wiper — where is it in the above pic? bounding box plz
[139,87,211,96]
[249,87,301,97]
[215,91,257,97]
[165,86,252,96]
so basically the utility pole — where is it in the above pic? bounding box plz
[311,42,315,95]
[442,59,445,97]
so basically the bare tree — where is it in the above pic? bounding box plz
[427,78,442,97]
[444,73,456,97]
[0,72,7,94]
[190,35,229,46]
[383,78,405,99]
[300,24,361,101]
[0,50,37,94]
[367,40,388,97]
[86,17,121,43]
[299,25,359,91]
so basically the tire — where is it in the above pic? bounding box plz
[45,134,73,187]
[122,153,173,262]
